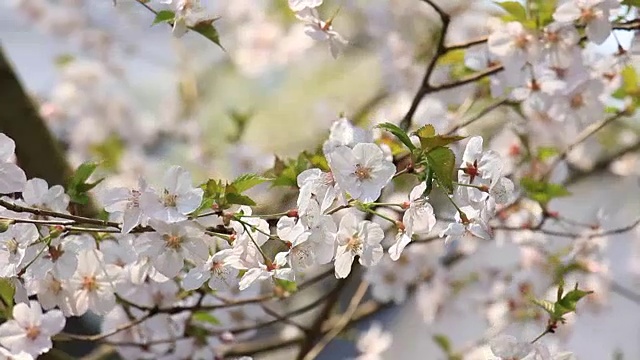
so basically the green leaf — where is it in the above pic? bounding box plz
[531,0,558,27]
[414,124,436,138]
[520,177,570,206]
[192,312,220,325]
[536,146,558,161]
[194,179,227,214]
[495,1,536,28]
[436,50,476,80]
[0,279,14,318]
[377,122,416,151]
[437,49,466,65]
[555,283,593,317]
[425,147,456,194]
[54,54,75,68]
[67,162,104,205]
[531,298,555,316]
[303,151,330,171]
[270,154,311,188]
[226,192,256,206]
[192,19,223,49]
[612,65,640,113]
[622,0,640,6]
[433,334,452,354]
[231,174,271,193]
[495,1,528,21]
[71,162,99,185]
[227,109,253,142]
[153,10,175,25]
[274,278,297,293]
[413,125,465,152]
[533,282,593,322]
[90,135,124,171]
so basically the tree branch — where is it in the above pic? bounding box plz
[400,0,451,131]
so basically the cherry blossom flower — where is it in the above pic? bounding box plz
[458,136,511,204]
[530,344,575,360]
[511,68,566,112]
[27,234,94,280]
[126,252,170,285]
[488,21,540,71]
[0,347,31,360]
[118,280,179,310]
[328,143,395,203]
[161,0,205,38]
[364,256,413,304]
[296,8,348,58]
[355,322,392,360]
[441,206,491,244]
[206,296,265,340]
[21,178,69,213]
[465,47,523,97]
[100,235,138,268]
[236,253,293,291]
[553,0,620,44]
[182,249,239,291]
[334,213,384,278]
[297,168,340,215]
[415,268,450,323]
[389,182,436,261]
[97,179,148,234]
[275,216,313,272]
[322,117,372,155]
[549,78,605,125]
[0,134,26,194]
[140,166,203,223]
[0,224,38,278]
[27,272,75,316]
[230,206,270,250]
[68,250,123,316]
[489,334,532,359]
[541,23,580,68]
[137,220,208,279]
[288,0,323,12]
[299,199,337,265]
[0,300,65,357]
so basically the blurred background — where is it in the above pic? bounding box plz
[2,0,640,359]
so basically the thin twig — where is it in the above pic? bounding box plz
[58,310,155,342]
[301,281,370,360]
[0,199,119,228]
[400,0,451,131]
[544,112,625,179]
[446,98,508,135]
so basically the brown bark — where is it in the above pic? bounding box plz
[0,46,72,187]
[0,46,97,217]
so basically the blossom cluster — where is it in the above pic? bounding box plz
[3,0,640,359]
[0,107,515,358]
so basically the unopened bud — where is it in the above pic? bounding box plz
[459,212,470,225]
[401,201,410,210]
[395,221,405,232]
[49,225,65,238]
[479,185,489,193]
[222,212,233,226]
[287,209,299,218]
[273,284,287,298]
[220,331,235,344]
[266,260,277,272]
[0,219,14,232]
